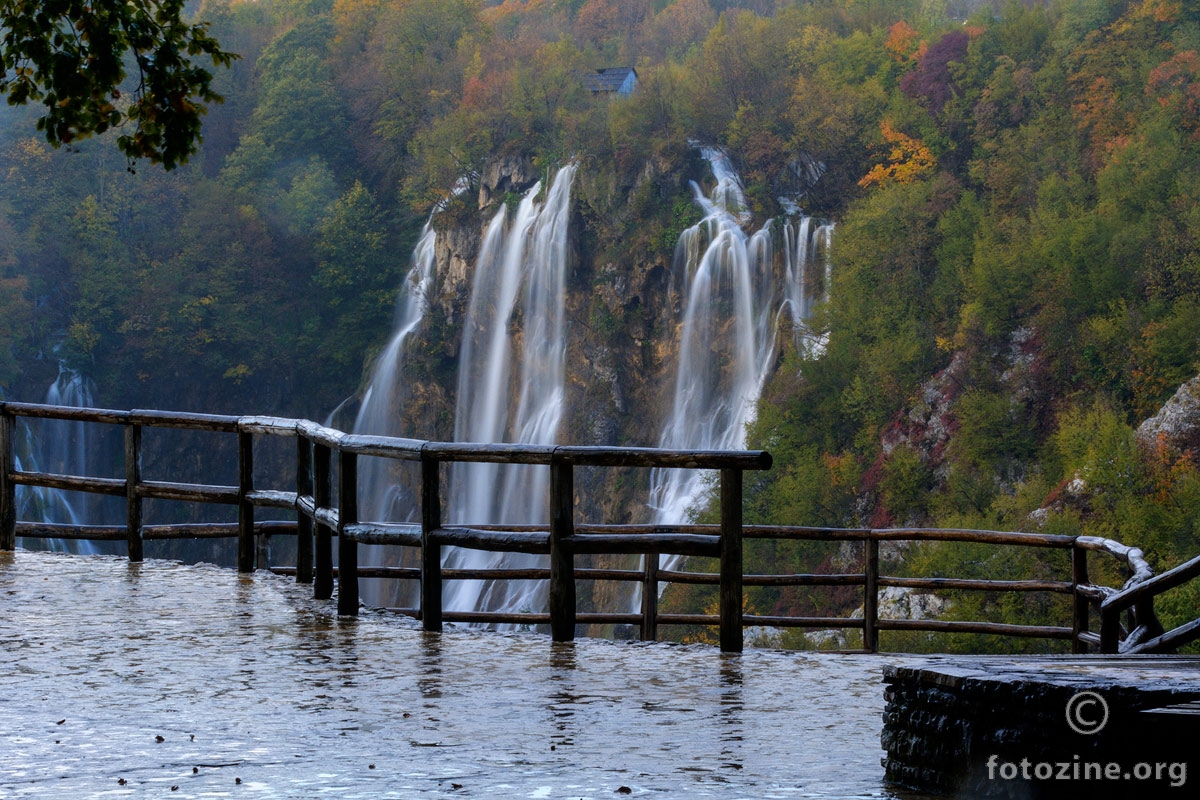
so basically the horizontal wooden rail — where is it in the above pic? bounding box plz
[658,569,866,587]
[273,565,421,580]
[342,434,426,459]
[238,416,299,435]
[130,409,240,431]
[9,471,126,496]
[14,521,295,541]
[743,615,867,629]
[432,527,550,553]
[2,402,244,433]
[1,401,133,424]
[562,533,719,556]
[871,528,1075,548]
[656,613,866,629]
[877,619,1075,639]
[297,419,347,450]
[246,489,299,509]
[553,445,771,470]
[138,479,239,504]
[342,523,422,547]
[878,576,1074,594]
[743,525,870,541]
[442,611,551,625]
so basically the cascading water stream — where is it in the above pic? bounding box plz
[782,216,835,355]
[352,221,437,525]
[445,163,576,616]
[647,148,833,579]
[353,165,576,618]
[14,366,106,554]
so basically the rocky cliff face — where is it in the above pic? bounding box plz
[397,155,701,531]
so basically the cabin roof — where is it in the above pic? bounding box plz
[583,67,638,94]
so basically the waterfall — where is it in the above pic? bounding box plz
[14,366,105,554]
[445,163,576,616]
[353,164,576,617]
[782,216,835,355]
[647,148,832,566]
[352,222,438,524]
[353,152,828,626]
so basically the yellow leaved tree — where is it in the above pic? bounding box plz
[858,120,936,188]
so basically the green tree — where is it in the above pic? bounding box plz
[0,234,33,386]
[251,17,351,170]
[311,181,398,372]
[1,0,237,168]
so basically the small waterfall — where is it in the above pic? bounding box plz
[353,222,438,524]
[782,216,835,355]
[15,366,105,553]
[647,148,832,570]
[445,163,576,617]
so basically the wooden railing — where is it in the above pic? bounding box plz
[1098,549,1200,654]
[3,401,1199,655]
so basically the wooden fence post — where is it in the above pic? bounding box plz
[0,408,14,551]
[237,431,255,573]
[1100,607,1119,654]
[295,436,314,584]
[421,454,443,631]
[337,449,358,616]
[719,467,743,653]
[0,409,14,551]
[864,536,879,653]
[641,553,659,642]
[549,457,576,642]
[1072,542,1090,654]
[313,443,333,600]
[125,424,143,562]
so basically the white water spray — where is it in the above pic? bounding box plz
[782,216,835,355]
[352,222,438,525]
[445,163,576,616]
[647,148,832,572]
[15,366,104,553]
[353,165,577,617]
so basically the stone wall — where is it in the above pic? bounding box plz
[882,656,1200,798]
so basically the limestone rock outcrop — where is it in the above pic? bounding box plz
[1136,373,1200,456]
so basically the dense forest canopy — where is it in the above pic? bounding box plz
[3,0,1200,647]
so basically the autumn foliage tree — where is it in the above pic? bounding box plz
[858,120,936,187]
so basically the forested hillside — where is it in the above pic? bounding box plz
[3,0,1200,647]
[727,0,1200,648]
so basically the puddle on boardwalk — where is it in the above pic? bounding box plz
[1,550,921,798]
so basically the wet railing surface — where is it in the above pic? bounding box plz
[4,401,1199,655]
[0,550,925,798]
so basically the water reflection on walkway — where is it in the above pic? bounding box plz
[0,550,918,798]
